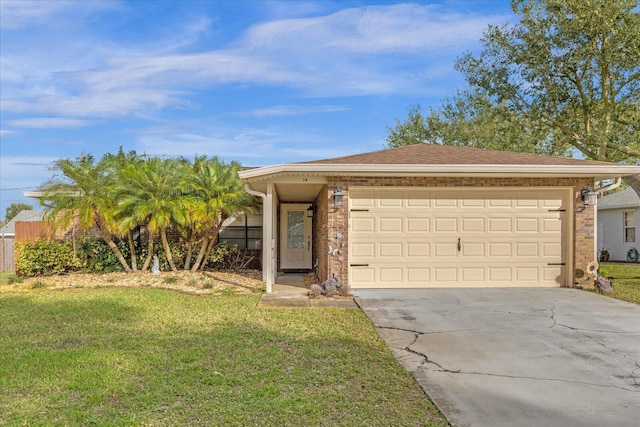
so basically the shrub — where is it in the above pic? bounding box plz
[16,239,83,277]
[209,244,254,272]
[77,238,129,273]
[309,284,322,298]
[325,283,338,297]
[7,275,23,284]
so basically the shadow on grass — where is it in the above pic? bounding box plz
[0,289,445,427]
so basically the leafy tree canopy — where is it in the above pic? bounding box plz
[5,203,33,222]
[388,0,640,170]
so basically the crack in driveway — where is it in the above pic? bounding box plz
[375,323,640,394]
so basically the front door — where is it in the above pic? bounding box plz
[280,204,312,270]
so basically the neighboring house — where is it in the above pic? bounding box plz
[597,188,640,262]
[0,210,45,271]
[239,143,640,292]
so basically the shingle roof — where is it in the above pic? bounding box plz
[598,188,640,210]
[300,143,613,166]
[0,210,45,235]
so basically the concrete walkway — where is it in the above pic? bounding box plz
[258,273,357,308]
[354,288,640,427]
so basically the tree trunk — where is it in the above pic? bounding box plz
[190,237,209,272]
[127,231,138,271]
[199,231,219,272]
[184,233,196,271]
[160,228,178,272]
[141,232,154,271]
[623,174,640,197]
[94,216,132,273]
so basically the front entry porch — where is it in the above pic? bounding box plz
[243,176,328,292]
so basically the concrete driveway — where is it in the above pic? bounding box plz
[353,288,640,427]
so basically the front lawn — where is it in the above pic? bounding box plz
[0,288,446,426]
[598,262,640,304]
[0,271,18,285]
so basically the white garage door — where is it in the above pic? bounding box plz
[349,188,568,288]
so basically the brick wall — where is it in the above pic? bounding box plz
[321,176,594,288]
[313,185,329,282]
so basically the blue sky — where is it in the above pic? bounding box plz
[0,0,514,218]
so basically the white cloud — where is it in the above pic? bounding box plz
[0,156,56,186]
[133,125,359,166]
[1,3,511,117]
[238,105,348,117]
[0,129,18,137]
[0,0,121,29]
[7,118,92,129]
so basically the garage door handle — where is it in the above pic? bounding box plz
[547,263,566,266]
[350,264,369,267]
[457,238,461,252]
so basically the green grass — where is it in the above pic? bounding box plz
[598,262,640,304]
[0,271,18,284]
[0,288,446,426]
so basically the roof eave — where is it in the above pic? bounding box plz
[239,163,640,181]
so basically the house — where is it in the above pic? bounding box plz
[0,209,45,272]
[239,143,640,292]
[597,188,640,262]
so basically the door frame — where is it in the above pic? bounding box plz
[280,203,313,270]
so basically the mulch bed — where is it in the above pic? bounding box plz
[1,269,265,295]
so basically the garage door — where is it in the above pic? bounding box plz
[349,188,568,288]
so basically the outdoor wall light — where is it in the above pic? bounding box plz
[333,187,344,207]
[307,204,315,218]
[580,189,598,206]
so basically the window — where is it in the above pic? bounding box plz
[624,211,636,243]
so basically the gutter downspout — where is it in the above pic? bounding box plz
[595,177,622,195]
[593,178,622,262]
[244,182,274,292]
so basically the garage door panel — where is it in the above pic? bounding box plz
[379,243,403,257]
[489,218,512,232]
[461,267,485,283]
[435,217,457,232]
[407,243,429,257]
[349,188,567,289]
[407,217,430,232]
[461,217,485,232]
[542,217,562,232]
[489,268,512,282]
[379,217,403,232]
[435,268,458,282]
[351,217,374,232]
[489,242,512,257]
[461,242,485,257]
[516,242,539,257]
[542,242,562,257]
[515,217,539,232]
[516,268,539,281]
[408,268,430,283]
[351,242,375,258]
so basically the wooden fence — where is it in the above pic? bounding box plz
[0,222,51,272]
[1,235,14,272]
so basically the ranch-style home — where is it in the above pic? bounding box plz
[597,187,640,262]
[239,144,640,292]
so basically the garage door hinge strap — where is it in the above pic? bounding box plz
[547,262,566,266]
[350,264,369,267]
[548,209,566,212]
[350,209,369,212]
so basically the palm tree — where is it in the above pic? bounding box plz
[188,156,258,272]
[115,157,191,272]
[38,154,132,272]
[104,148,145,271]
